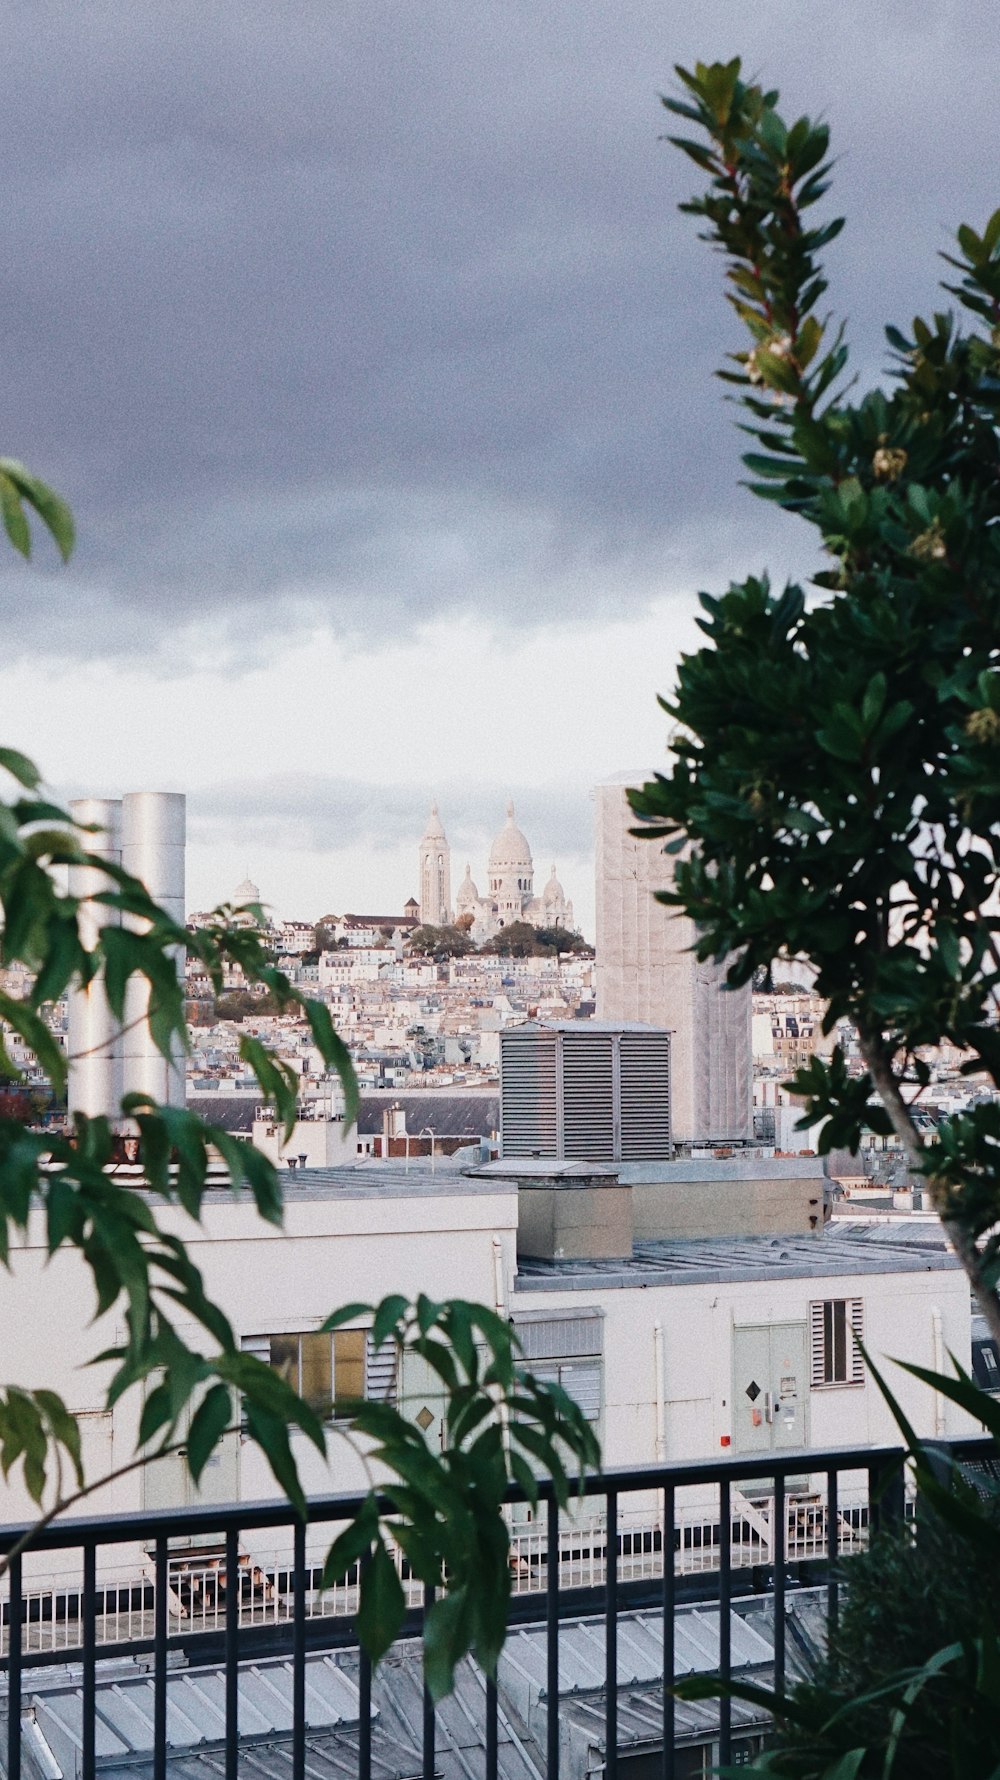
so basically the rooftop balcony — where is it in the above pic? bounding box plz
[1,1438,993,1779]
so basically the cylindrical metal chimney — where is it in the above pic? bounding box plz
[67,798,124,1119]
[120,792,187,1109]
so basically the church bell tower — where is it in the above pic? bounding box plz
[418,802,452,927]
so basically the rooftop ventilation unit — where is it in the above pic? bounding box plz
[499,1022,671,1162]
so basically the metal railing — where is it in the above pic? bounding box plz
[0,1438,991,1780]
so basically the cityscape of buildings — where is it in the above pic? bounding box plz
[1,777,996,1774]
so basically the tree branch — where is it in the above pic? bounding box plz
[860,1030,1000,1348]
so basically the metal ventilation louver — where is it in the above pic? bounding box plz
[499,1024,671,1161]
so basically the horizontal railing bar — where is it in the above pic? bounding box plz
[3,1439,972,1555]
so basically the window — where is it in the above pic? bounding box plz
[810,1298,864,1387]
[241,1330,396,1418]
[512,1309,602,1422]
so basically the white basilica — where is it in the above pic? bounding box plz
[417,801,574,943]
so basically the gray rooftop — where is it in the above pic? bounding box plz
[199,1164,512,1204]
[514,1226,961,1293]
[186,1092,499,1140]
[9,1647,542,1780]
[4,1600,790,1777]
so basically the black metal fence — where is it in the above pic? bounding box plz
[0,1438,992,1780]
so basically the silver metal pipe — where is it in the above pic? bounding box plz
[120,792,186,1109]
[67,798,123,1119]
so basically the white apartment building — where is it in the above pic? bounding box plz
[0,1166,973,1597]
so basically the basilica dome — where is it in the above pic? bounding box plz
[543,865,564,905]
[233,875,261,903]
[456,863,480,909]
[488,800,533,872]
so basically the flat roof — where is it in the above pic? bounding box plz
[513,1227,961,1293]
[199,1163,512,1204]
[620,1156,825,1182]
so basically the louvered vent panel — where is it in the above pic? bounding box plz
[531,1360,602,1421]
[849,1299,865,1384]
[809,1301,826,1387]
[366,1335,398,1402]
[619,1032,672,1159]
[513,1311,602,1360]
[561,1033,615,1160]
[500,1028,559,1155]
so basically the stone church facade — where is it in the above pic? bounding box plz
[417,801,574,943]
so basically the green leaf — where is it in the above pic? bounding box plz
[303,999,359,1126]
[320,1302,371,1333]
[357,1536,406,1665]
[0,470,30,557]
[321,1496,380,1587]
[0,460,75,561]
[424,1587,473,1700]
[186,1383,234,1483]
[0,747,41,790]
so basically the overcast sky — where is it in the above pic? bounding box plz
[3,0,997,932]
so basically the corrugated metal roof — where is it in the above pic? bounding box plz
[6,1601,792,1778]
[514,1227,959,1292]
[499,1605,772,1698]
[16,1648,543,1780]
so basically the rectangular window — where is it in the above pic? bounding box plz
[243,1329,396,1418]
[512,1309,603,1423]
[810,1298,864,1387]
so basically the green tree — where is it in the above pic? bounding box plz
[640,59,1000,1779]
[407,922,476,959]
[480,920,542,957]
[630,57,1000,1347]
[0,474,596,1691]
[214,986,285,1019]
[532,924,594,957]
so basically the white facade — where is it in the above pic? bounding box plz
[451,801,575,943]
[594,778,752,1144]
[0,1169,974,1598]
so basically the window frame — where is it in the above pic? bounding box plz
[242,1327,397,1422]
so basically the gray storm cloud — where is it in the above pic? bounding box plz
[3,0,999,661]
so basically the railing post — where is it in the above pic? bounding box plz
[82,1542,97,1780]
[547,1493,560,1780]
[826,1468,840,1641]
[225,1526,239,1780]
[153,1537,167,1780]
[605,1487,618,1780]
[293,1519,306,1780]
[6,1552,22,1780]
[718,1479,731,1769]
[867,1450,906,1540]
[773,1473,785,1699]
[422,1581,435,1780]
[661,1485,675,1780]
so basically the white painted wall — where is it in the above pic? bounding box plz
[0,1178,974,1589]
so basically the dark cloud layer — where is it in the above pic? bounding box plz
[4,0,999,660]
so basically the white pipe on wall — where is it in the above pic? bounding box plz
[931,1306,945,1437]
[653,1319,666,1462]
[67,798,123,1118]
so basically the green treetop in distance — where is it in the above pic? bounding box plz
[629,58,1000,1344]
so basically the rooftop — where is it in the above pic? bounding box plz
[514,1225,960,1293]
